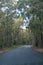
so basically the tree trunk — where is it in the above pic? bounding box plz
[41,33,43,48]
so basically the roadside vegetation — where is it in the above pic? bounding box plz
[0,0,43,50]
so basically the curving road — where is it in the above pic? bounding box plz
[0,45,43,65]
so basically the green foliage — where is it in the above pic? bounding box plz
[1,0,43,49]
[28,0,43,48]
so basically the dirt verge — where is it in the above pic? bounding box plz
[33,47,43,53]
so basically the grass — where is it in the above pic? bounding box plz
[4,45,22,50]
[0,45,22,54]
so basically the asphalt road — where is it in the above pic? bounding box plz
[0,45,43,65]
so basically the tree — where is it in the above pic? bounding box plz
[28,0,43,48]
[0,2,16,48]
[13,16,23,45]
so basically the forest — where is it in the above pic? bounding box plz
[0,0,43,49]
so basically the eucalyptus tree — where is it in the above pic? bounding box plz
[17,0,43,47]
[0,1,24,48]
[27,0,43,47]
[0,10,6,48]
[0,2,16,48]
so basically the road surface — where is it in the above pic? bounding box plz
[0,45,43,65]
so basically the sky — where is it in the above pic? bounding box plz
[11,0,18,4]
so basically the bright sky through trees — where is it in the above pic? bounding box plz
[1,0,30,29]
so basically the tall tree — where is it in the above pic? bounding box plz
[28,0,43,48]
